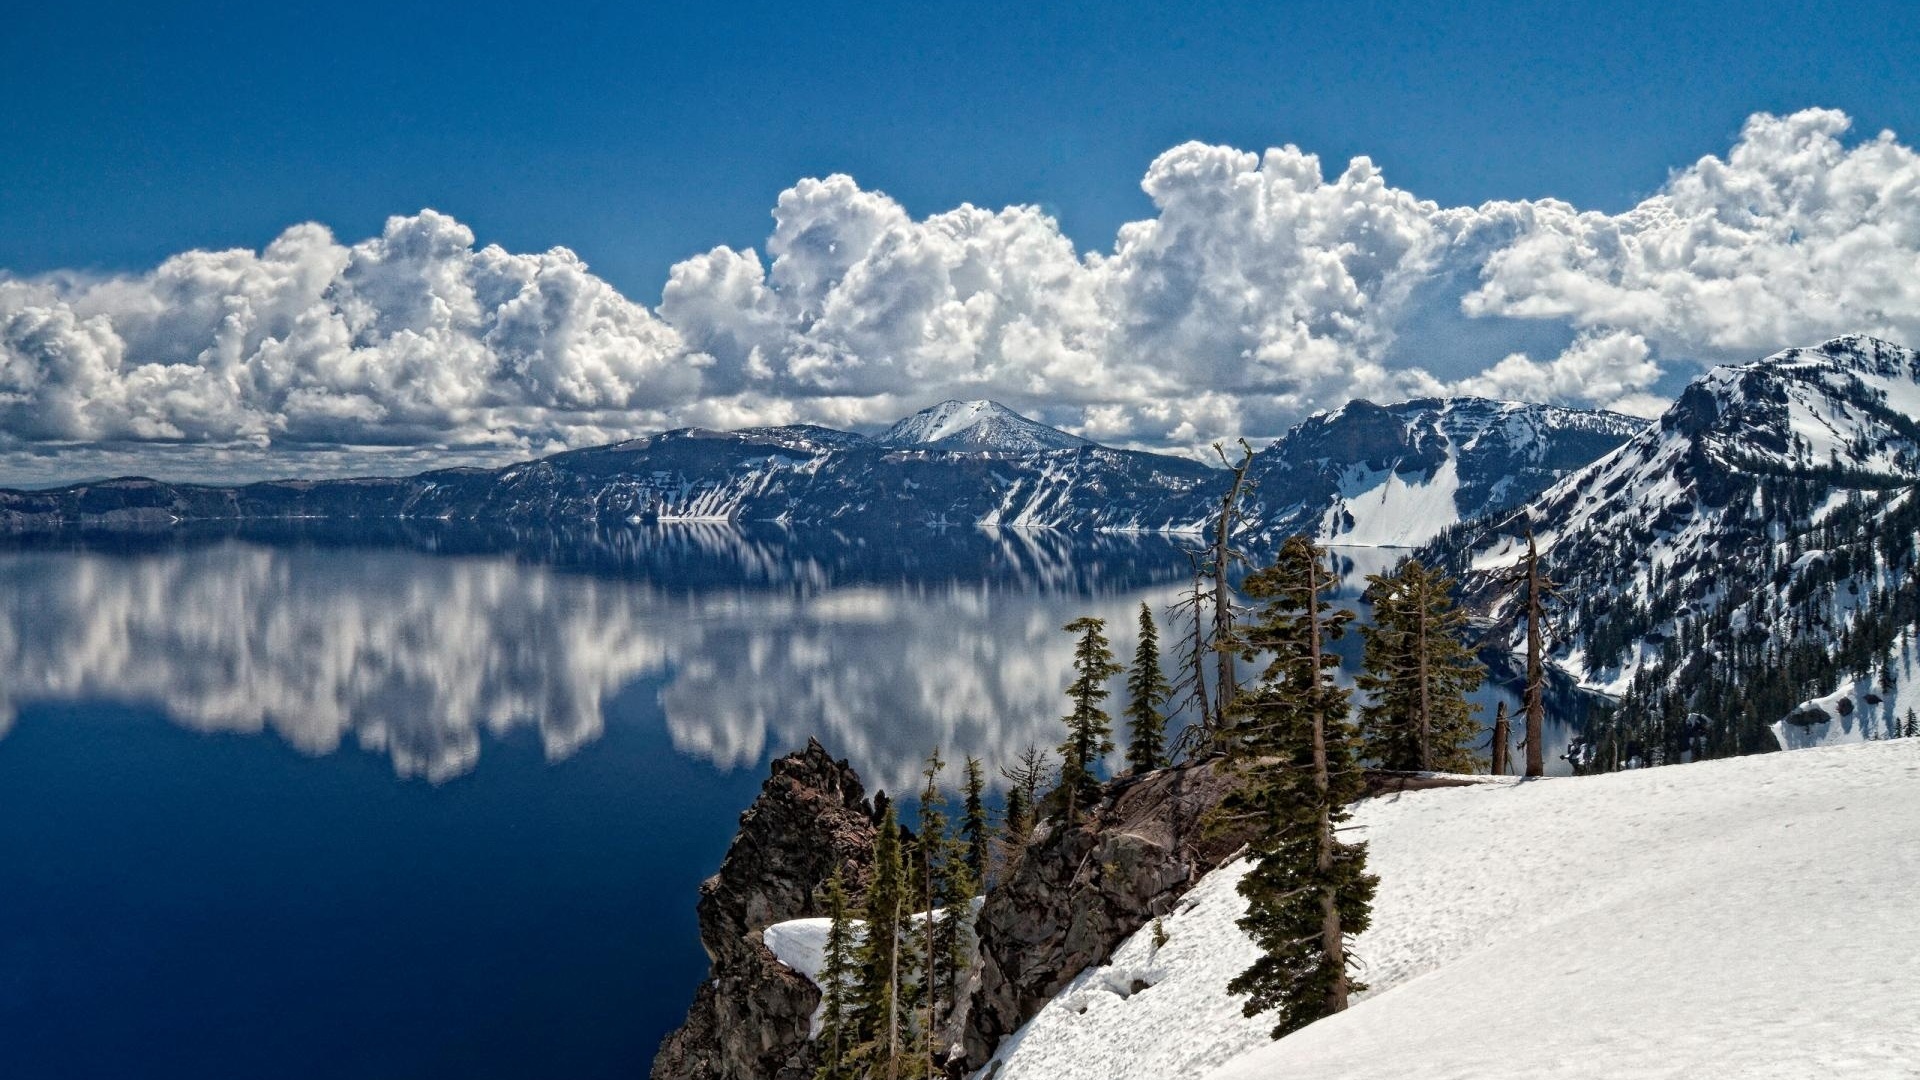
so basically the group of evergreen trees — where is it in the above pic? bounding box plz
[1566,482,1920,772]
[1047,533,1494,1039]
[814,752,987,1080]
[1357,559,1484,772]
[813,529,1504,1069]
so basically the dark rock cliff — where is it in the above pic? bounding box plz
[958,759,1252,1073]
[652,739,878,1080]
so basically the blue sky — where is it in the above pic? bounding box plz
[4,0,1920,482]
[7,0,1915,297]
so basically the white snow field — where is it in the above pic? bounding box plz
[974,740,1920,1080]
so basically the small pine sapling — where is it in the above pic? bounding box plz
[1056,617,1122,822]
[1125,602,1173,773]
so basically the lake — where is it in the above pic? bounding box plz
[0,526,1568,1078]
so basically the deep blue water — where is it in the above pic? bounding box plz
[0,527,1566,1079]
[0,527,1199,1079]
[0,688,776,1079]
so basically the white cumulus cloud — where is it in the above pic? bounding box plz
[4,108,1920,481]
[1,211,691,470]
[1449,330,1666,416]
[1462,109,1920,360]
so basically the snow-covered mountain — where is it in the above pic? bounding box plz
[0,422,1224,533]
[0,398,1637,545]
[1241,397,1645,548]
[1434,335,1920,757]
[878,400,1094,453]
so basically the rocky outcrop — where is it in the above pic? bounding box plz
[958,759,1252,1071]
[652,739,877,1080]
[655,744,1490,1079]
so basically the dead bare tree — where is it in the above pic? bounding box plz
[1484,521,1559,777]
[1209,439,1257,729]
[1519,527,1555,777]
[1490,700,1511,775]
[1166,553,1216,739]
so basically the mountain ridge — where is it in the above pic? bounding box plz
[0,395,1644,547]
[1426,334,1920,761]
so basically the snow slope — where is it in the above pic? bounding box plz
[976,740,1920,1080]
[1323,455,1463,547]
[1773,629,1920,749]
[1249,397,1644,550]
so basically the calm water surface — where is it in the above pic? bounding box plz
[0,526,1567,1078]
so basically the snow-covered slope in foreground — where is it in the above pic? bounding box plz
[985,740,1920,1080]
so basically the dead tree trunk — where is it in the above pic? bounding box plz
[1306,547,1349,1012]
[1210,440,1255,731]
[1523,528,1547,778]
[1491,700,1510,775]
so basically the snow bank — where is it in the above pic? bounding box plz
[1775,631,1920,750]
[976,856,1269,1079]
[763,918,833,986]
[984,741,1920,1080]
[763,898,987,1036]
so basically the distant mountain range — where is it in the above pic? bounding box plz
[0,396,1644,549]
[1238,397,1642,547]
[1428,335,1920,756]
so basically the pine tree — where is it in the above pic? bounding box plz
[913,751,949,1079]
[815,867,857,1080]
[853,802,911,1079]
[1000,776,1032,852]
[1220,534,1377,1039]
[1057,617,1122,822]
[960,756,990,887]
[1125,602,1173,773]
[1904,708,1919,738]
[932,832,975,1060]
[1356,560,1485,772]
[1169,561,1216,738]
[996,745,1049,877]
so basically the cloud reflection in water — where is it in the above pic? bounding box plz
[0,530,1193,791]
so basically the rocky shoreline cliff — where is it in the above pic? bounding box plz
[652,740,878,1080]
[651,743,1268,1080]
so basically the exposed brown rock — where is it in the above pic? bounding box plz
[959,758,1252,1072]
[651,738,877,1080]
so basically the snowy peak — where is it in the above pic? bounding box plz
[1662,335,1920,478]
[878,400,1094,453]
